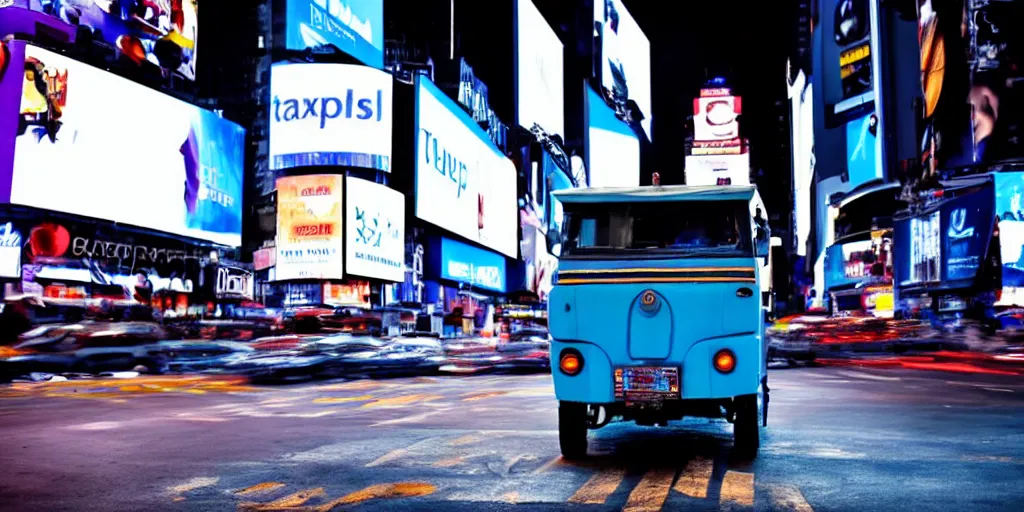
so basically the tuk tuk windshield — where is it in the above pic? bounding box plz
[561,200,754,258]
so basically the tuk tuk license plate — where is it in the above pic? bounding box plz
[614,367,680,401]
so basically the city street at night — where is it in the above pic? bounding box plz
[2,367,1023,511]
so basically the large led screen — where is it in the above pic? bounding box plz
[586,87,639,188]
[845,112,880,187]
[694,94,741,142]
[27,0,199,80]
[594,0,652,140]
[415,77,518,259]
[285,0,384,69]
[514,0,564,138]
[4,44,244,247]
[346,177,405,282]
[276,174,344,281]
[269,62,392,172]
[919,0,1024,172]
[684,154,750,187]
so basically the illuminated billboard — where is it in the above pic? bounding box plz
[514,0,564,138]
[269,62,392,172]
[918,0,1024,173]
[345,177,405,282]
[586,87,639,188]
[693,91,741,142]
[1,42,244,247]
[275,174,344,281]
[594,0,652,140]
[414,77,518,259]
[11,0,200,80]
[285,0,384,69]
[684,154,750,187]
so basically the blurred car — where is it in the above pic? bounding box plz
[145,340,254,373]
[1,322,168,378]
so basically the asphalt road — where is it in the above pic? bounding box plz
[1,367,1023,511]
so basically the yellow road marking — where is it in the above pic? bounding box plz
[532,455,564,475]
[674,457,713,498]
[316,482,436,509]
[720,470,754,507]
[448,434,485,446]
[461,391,510,401]
[501,491,520,504]
[167,476,220,495]
[234,482,287,496]
[361,394,444,408]
[313,395,374,404]
[567,468,627,504]
[366,449,409,467]
[316,381,385,391]
[239,487,325,510]
[766,484,814,512]
[623,468,676,512]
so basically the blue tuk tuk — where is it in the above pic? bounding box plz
[546,185,771,459]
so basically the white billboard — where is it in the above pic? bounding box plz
[586,88,640,188]
[684,154,751,186]
[415,78,519,258]
[10,45,245,247]
[515,0,565,138]
[346,177,406,282]
[595,0,652,140]
[269,63,393,172]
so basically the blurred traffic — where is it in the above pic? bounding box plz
[0,297,551,384]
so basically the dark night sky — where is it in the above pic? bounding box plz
[623,0,792,196]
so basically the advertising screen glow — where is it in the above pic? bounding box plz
[845,112,880,188]
[515,0,564,138]
[415,77,518,259]
[909,211,941,283]
[694,95,741,142]
[594,0,652,139]
[29,0,199,80]
[346,177,405,282]
[586,87,639,188]
[8,44,244,246]
[269,63,392,172]
[285,0,384,69]
[439,237,506,293]
[275,175,344,281]
[684,154,750,187]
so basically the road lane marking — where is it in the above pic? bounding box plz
[234,482,286,496]
[239,488,325,510]
[366,449,409,467]
[766,484,814,512]
[361,394,444,408]
[673,457,713,498]
[720,471,754,507]
[836,370,902,381]
[371,410,444,427]
[532,455,564,475]
[461,391,511,401]
[623,468,676,512]
[313,395,375,404]
[567,468,627,504]
[166,476,220,496]
[982,387,1014,393]
[315,482,436,509]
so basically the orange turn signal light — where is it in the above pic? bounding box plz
[713,349,736,374]
[559,350,583,376]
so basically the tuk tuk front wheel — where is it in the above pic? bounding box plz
[733,393,761,458]
[558,401,588,459]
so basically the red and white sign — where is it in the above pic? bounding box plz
[253,247,276,271]
[693,95,742,141]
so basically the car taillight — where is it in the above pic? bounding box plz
[559,349,583,376]
[713,349,736,374]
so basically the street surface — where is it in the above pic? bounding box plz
[1,368,1023,511]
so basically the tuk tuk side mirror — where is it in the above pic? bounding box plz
[546,229,562,258]
[754,227,770,259]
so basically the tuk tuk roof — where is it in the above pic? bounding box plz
[552,185,758,204]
